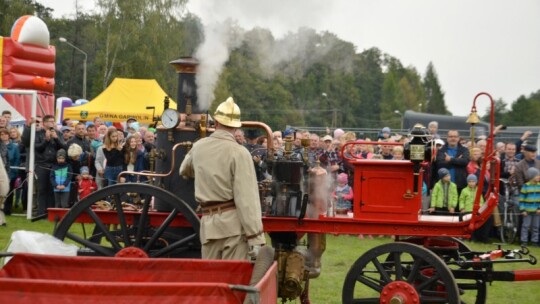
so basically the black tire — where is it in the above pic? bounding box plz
[342,242,460,304]
[400,236,487,304]
[53,183,200,258]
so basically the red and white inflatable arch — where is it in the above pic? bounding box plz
[0,15,55,119]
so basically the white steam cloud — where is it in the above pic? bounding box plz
[189,0,337,111]
[194,20,244,111]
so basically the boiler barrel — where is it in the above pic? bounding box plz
[154,127,199,211]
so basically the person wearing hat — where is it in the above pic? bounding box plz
[126,117,137,125]
[283,127,295,138]
[124,117,139,136]
[519,167,540,247]
[319,132,342,177]
[21,114,68,216]
[179,97,265,260]
[50,149,73,208]
[514,144,540,189]
[333,128,344,141]
[428,168,458,214]
[78,166,97,200]
[332,173,354,212]
[458,174,485,213]
[459,173,493,243]
[322,134,333,143]
[243,129,268,182]
[61,125,73,142]
[378,127,391,140]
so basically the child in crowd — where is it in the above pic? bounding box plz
[78,166,97,200]
[429,168,458,214]
[519,167,540,247]
[458,174,485,213]
[50,149,72,208]
[461,174,490,242]
[392,146,404,160]
[332,173,354,212]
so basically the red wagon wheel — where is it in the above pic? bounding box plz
[53,183,201,258]
[342,242,460,304]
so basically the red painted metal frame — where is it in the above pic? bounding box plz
[513,269,540,281]
[47,93,503,242]
[48,195,495,238]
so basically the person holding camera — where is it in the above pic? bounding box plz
[22,115,68,217]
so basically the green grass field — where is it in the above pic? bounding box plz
[1,213,539,303]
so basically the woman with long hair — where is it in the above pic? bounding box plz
[102,127,124,186]
[123,135,145,183]
[9,127,27,211]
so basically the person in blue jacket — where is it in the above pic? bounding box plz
[50,149,72,208]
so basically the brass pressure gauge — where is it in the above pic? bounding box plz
[161,108,179,129]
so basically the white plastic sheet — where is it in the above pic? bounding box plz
[4,230,78,264]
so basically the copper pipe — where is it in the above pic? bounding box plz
[117,141,192,181]
[241,121,274,161]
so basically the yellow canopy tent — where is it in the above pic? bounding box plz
[63,78,176,124]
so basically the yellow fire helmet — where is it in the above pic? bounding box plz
[214,97,241,128]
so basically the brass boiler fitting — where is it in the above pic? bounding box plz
[199,113,207,138]
[301,137,311,165]
[185,96,192,127]
[283,135,294,159]
[276,249,305,300]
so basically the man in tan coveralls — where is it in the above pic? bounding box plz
[179,97,266,260]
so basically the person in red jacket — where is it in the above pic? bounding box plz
[78,166,97,200]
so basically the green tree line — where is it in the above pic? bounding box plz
[1,0,538,130]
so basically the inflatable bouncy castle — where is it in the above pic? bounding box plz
[0,15,56,119]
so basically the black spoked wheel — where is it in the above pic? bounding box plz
[342,242,460,304]
[53,183,200,258]
[401,236,487,304]
[500,206,519,244]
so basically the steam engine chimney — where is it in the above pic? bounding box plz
[169,57,199,113]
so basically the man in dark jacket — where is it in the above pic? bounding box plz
[435,130,470,197]
[514,145,540,189]
[67,122,94,178]
[22,115,68,216]
[243,129,267,182]
[67,122,91,153]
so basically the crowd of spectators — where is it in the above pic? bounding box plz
[1,110,539,245]
[0,111,157,222]
[239,121,540,244]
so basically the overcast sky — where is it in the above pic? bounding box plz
[38,0,540,116]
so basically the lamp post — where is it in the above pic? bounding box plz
[59,37,87,100]
[321,92,338,128]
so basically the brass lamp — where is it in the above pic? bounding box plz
[301,137,311,165]
[466,105,480,148]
